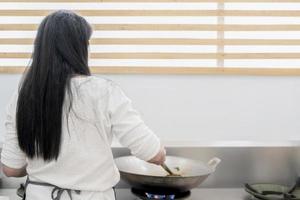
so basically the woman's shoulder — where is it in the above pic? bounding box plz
[86,75,117,90]
[72,75,119,98]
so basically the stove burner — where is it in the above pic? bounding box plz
[145,193,175,199]
[131,188,191,200]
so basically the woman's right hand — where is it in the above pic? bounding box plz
[148,145,166,165]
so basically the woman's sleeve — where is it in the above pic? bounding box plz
[107,83,161,161]
[1,92,27,169]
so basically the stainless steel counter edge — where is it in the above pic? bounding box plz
[111,140,300,148]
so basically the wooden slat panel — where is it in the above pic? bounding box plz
[2,38,300,45]
[92,67,300,75]
[0,0,216,1]
[222,0,300,2]
[90,53,219,59]
[93,24,219,31]
[0,24,38,31]
[90,38,219,45]
[1,10,300,17]
[0,52,220,59]
[1,66,300,76]
[223,10,300,17]
[224,53,300,59]
[0,0,220,2]
[0,10,219,16]
[224,39,300,45]
[223,53,300,60]
[56,24,300,32]
[0,0,243,3]
[0,52,30,58]
[0,0,300,76]
[93,39,300,45]
[2,24,300,31]
[2,53,300,59]
[0,0,300,2]
[217,1,224,68]
[0,38,34,44]
[222,25,300,31]
[0,24,218,31]
[0,66,26,73]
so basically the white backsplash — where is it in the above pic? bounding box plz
[1,74,300,143]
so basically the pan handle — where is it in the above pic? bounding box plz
[207,157,221,171]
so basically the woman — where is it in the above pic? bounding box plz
[1,10,166,200]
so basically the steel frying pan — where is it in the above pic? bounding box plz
[114,156,221,193]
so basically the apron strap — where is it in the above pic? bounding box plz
[21,176,30,200]
[23,176,81,200]
[51,186,80,200]
[112,187,117,199]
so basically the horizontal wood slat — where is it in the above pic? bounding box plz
[1,52,300,59]
[92,24,300,31]
[0,52,219,59]
[1,38,300,45]
[91,67,300,75]
[0,10,218,16]
[0,24,38,30]
[92,53,217,59]
[1,24,300,31]
[1,10,300,17]
[224,10,300,17]
[0,0,221,2]
[0,39,33,45]
[224,39,300,45]
[0,0,300,2]
[224,53,300,59]
[1,66,300,76]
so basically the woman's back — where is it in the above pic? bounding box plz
[2,76,162,199]
[1,10,165,200]
[25,76,120,191]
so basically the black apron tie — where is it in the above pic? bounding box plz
[23,176,81,200]
[51,187,80,200]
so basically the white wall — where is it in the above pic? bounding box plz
[1,74,300,144]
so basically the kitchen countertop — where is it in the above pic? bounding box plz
[0,188,252,200]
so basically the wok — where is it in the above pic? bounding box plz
[115,156,221,193]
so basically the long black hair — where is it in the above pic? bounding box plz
[16,10,92,161]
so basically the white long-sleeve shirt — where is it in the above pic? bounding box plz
[1,76,161,199]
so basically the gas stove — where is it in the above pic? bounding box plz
[114,188,250,200]
[5,186,249,200]
[130,188,191,200]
